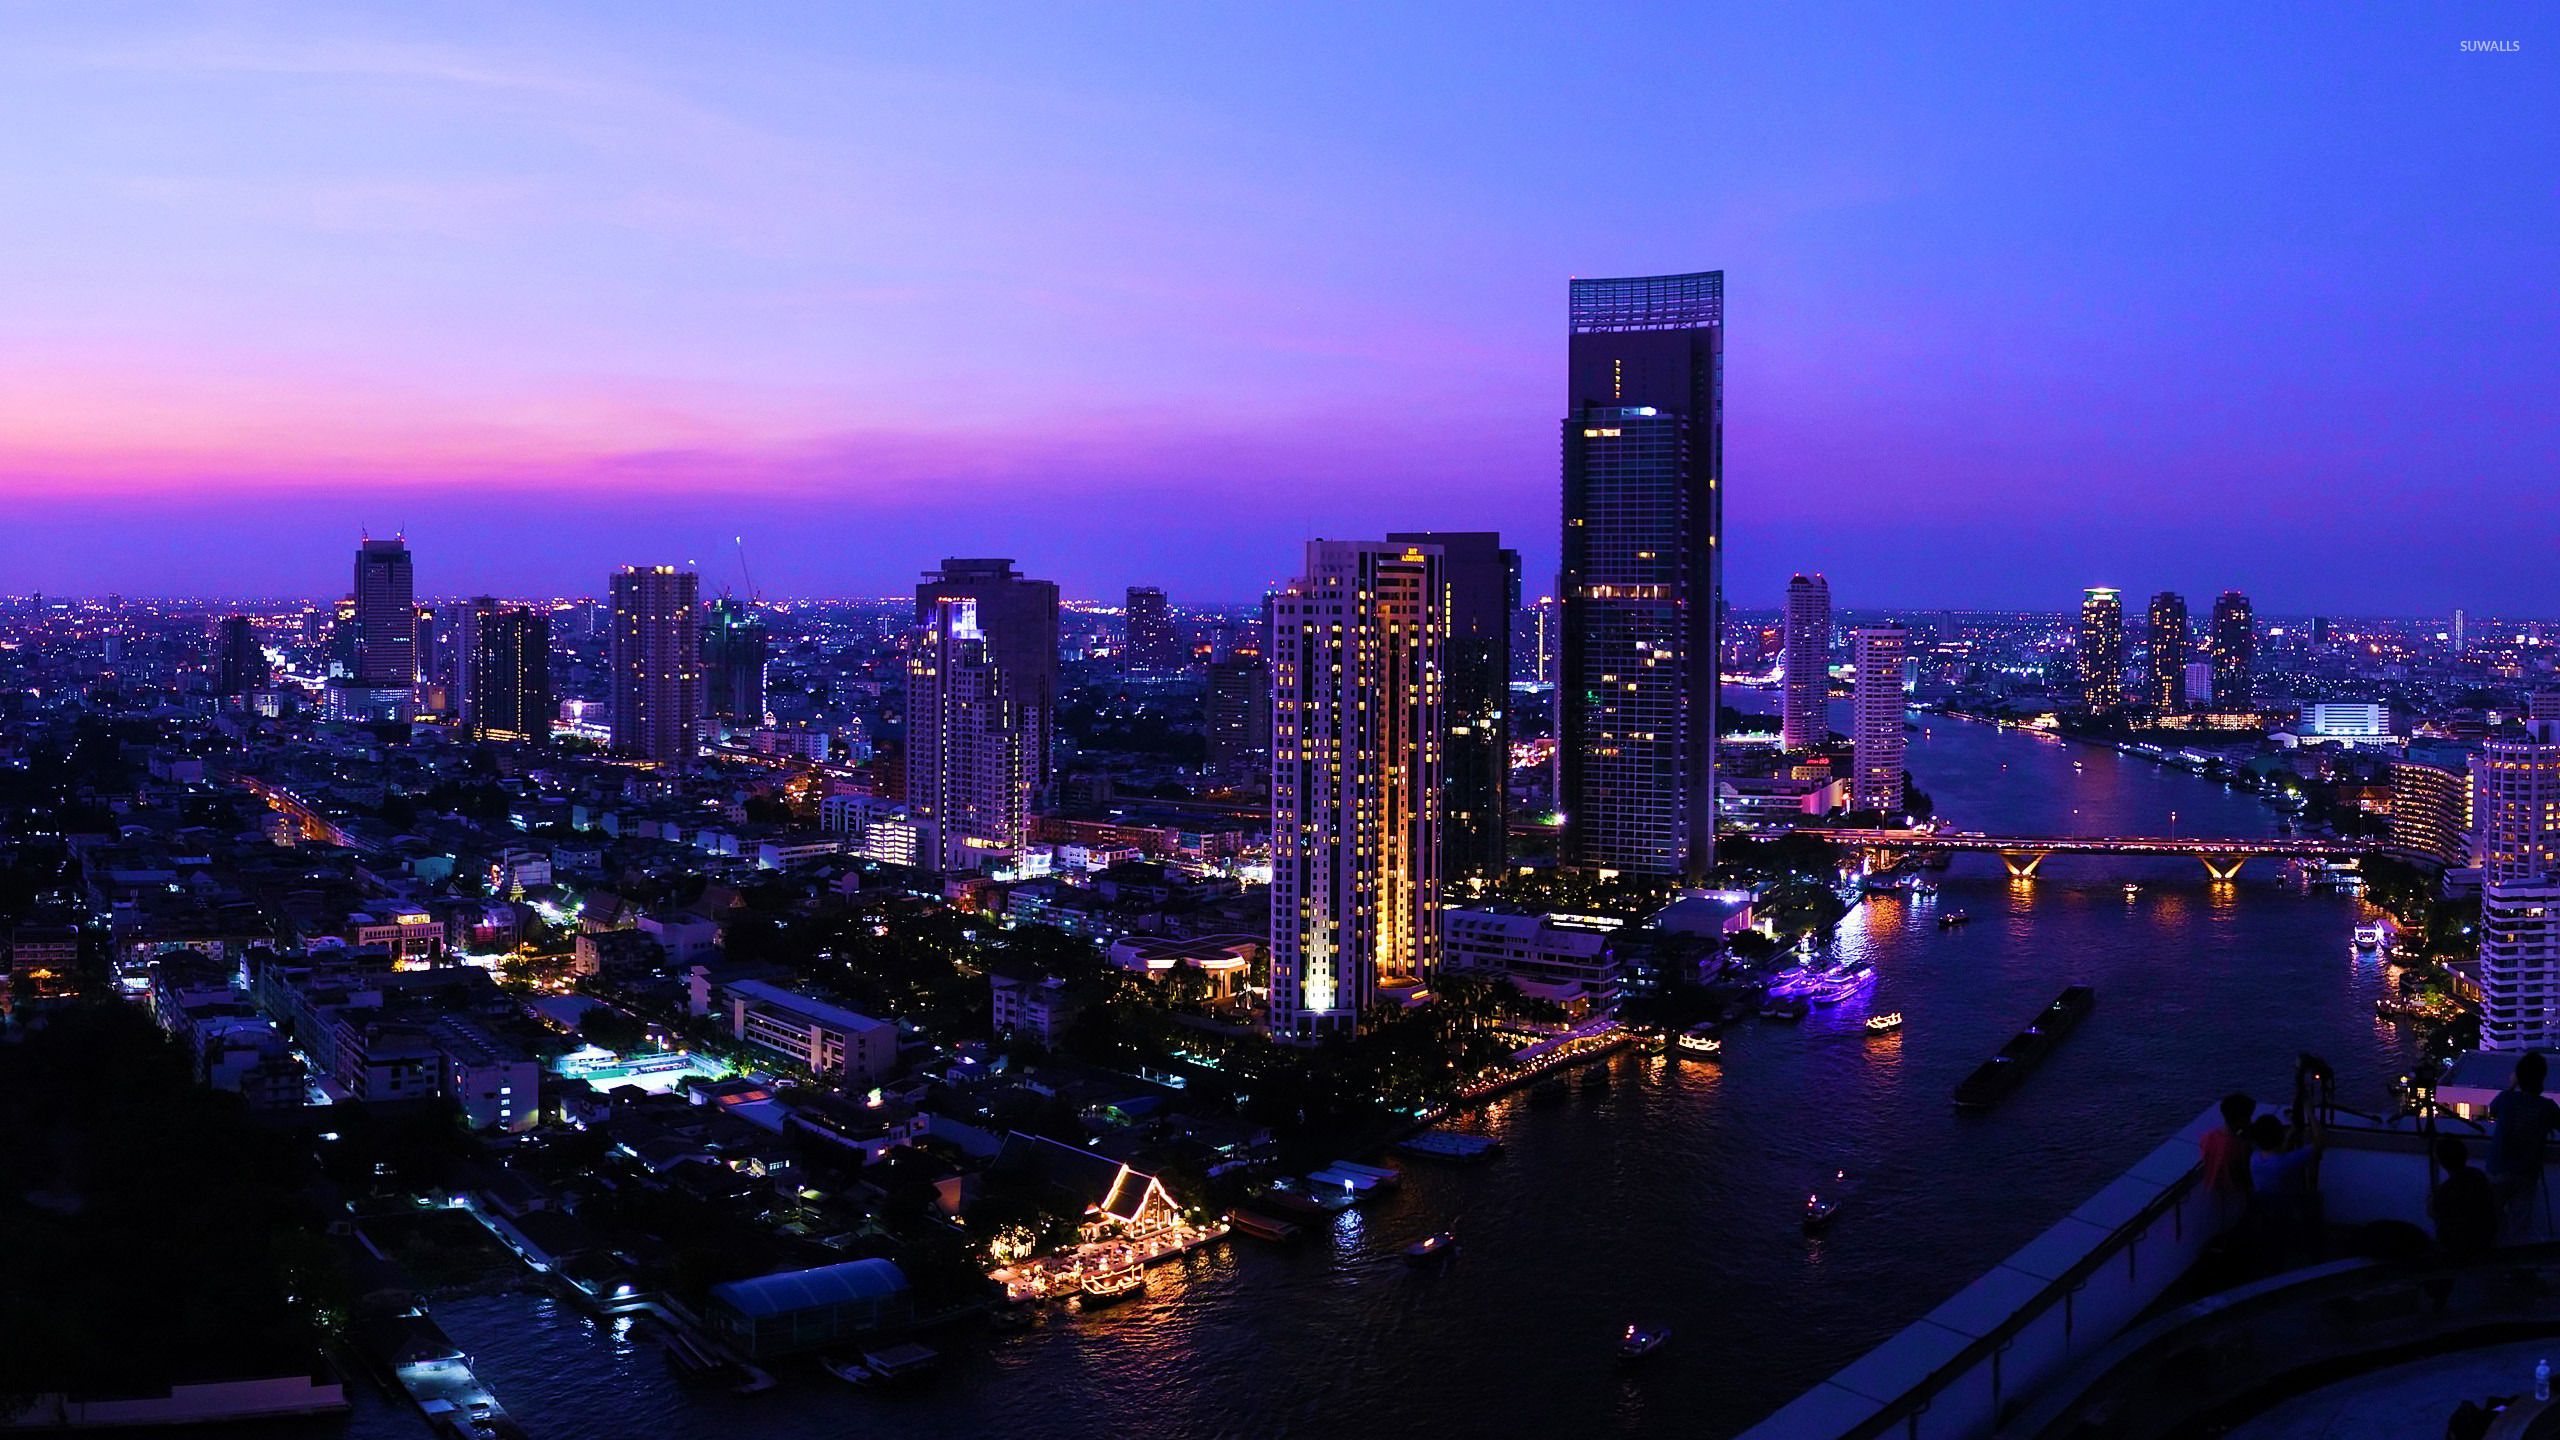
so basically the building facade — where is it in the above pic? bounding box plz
[1125,585,1177,671]
[1850,624,1909,816]
[352,536,415,689]
[1269,540,1444,1037]
[2389,757,2472,868]
[2210,591,2255,709]
[907,598,1037,874]
[1781,573,1831,752]
[609,565,702,765]
[1559,270,1724,881]
[1388,530,1518,886]
[702,596,770,729]
[917,559,1059,804]
[2147,591,2189,709]
[2077,587,2124,713]
[2477,722,2560,1052]
[467,606,552,743]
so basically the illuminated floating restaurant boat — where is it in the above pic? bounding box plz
[1676,1025,1724,1057]
[1865,1011,1905,1035]
[1078,1267,1145,1308]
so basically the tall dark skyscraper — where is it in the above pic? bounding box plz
[1205,653,1272,778]
[2210,590,2255,709]
[609,565,701,765]
[351,536,415,689]
[702,596,770,726]
[214,615,265,696]
[2077,587,2125,712]
[1389,530,1519,886]
[2146,591,2190,709]
[917,559,1060,803]
[469,607,552,743]
[1125,585,1177,670]
[1559,270,1723,881]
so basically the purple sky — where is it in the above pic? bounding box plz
[0,4,2552,611]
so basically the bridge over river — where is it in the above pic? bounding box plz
[1803,827,2416,880]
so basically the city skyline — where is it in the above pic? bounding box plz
[0,5,2552,609]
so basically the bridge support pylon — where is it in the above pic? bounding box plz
[2199,853,2247,882]
[2000,851,2050,879]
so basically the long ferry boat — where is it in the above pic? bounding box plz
[1953,986,2096,1109]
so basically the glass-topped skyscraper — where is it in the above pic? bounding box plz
[1559,270,1723,880]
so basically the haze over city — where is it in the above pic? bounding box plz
[2,3,2553,608]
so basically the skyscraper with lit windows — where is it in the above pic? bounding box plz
[2210,591,2255,709]
[2476,720,2560,1051]
[2146,591,2190,709]
[1781,574,1831,751]
[609,565,700,765]
[468,607,552,744]
[1850,624,1909,815]
[1269,540,1444,1037]
[1388,530,1517,886]
[908,598,1036,874]
[352,536,414,690]
[2077,587,2124,713]
[1559,270,1723,880]
[918,559,1059,805]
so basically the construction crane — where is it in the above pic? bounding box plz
[732,536,760,604]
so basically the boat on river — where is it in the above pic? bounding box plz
[1953,986,2096,1109]
[1079,1268,1145,1308]
[1403,1231,1460,1266]
[1865,1011,1904,1035]
[1619,1323,1672,1362]
[1939,911,1971,929]
[1758,996,1809,1022]
[1677,1025,1724,1057]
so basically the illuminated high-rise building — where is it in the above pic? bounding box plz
[2210,591,2255,709]
[918,559,1059,804]
[448,596,497,716]
[352,536,415,689]
[2077,587,2124,713]
[2454,608,2468,655]
[1125,585,1178,671]
[1270,540,1444,1037]
[907,598,1036,873]
[2476,720,2560,1051]
[1389,531,1518,886]
[1559,270,1723,880]
[702,596,770,727]
[1781,574,1831,751]
[2389,757,2473,868]
[609,565,701,765]
[2146,591,2190,709]
[1850,624,1909,815]
[468,607,552,744]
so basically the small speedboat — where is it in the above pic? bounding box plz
[1803,1192,1841,1231]
[1403,1231,1459,1266]
[1619,1323,1671,1361]
[1865,1011,1904,1035]
[2122,882,2142,900]
[1939,911,1971,929]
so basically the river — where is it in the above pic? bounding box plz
[346,705,2410,1440]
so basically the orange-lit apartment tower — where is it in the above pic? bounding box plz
[1269,540,1445,1038]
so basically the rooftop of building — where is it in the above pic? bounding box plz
[1746,1092,2560,1440]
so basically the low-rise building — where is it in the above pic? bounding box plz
[696,972,897,1082]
